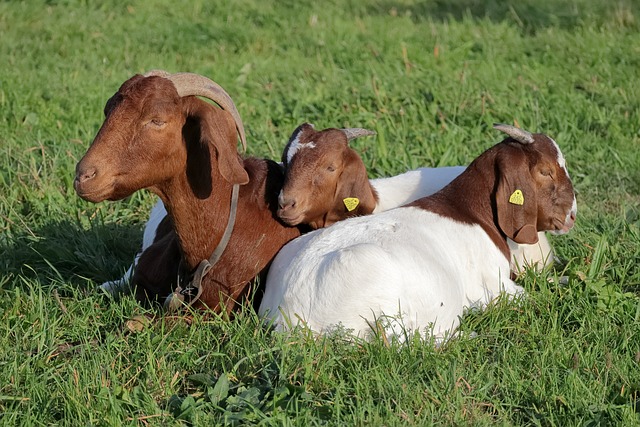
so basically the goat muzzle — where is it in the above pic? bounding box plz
[75,166,96,184]
[74,161,116,202]
[550,198,577,235]
[277,191,305,225]
[556,206,577,235]
[277,191,296,211]
[74,165,100,200]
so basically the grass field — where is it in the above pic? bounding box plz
[1,0,639,425]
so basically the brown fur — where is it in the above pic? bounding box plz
[75,74,301,312]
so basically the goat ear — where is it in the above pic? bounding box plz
[335,150,376,215]
[192,100,249,185]
[495,150,539,244]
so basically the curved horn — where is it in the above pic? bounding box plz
[341,128,376,141]
[144,70,247,152]
[493,123,534,144]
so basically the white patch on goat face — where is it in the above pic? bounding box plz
[286,136,316,164]
[570,197,577,218]
[548,137,567,173]
[552,197,578,235]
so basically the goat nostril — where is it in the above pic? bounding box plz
[76,167,97,183]
[278,198,296,211]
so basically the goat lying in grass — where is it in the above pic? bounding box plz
[78,75,374,311]
[75,71,306,312]
[276,123,556,272]
[259,124,577,340]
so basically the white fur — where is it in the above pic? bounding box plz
[548,137,567,171]
[259,207,524,340]
[285,134,316,165]
[508,238,554,271]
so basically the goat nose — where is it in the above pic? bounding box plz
[278,192,296,210]
[75,166,97,183]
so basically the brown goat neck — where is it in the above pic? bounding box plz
[153,160,237,271]
[152,153,301,312]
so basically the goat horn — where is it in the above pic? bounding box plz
[493,123,534,144]
[341,128,376,141]
[144,70,247,152]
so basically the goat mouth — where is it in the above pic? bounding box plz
[74,182,115,203]
[549,215,575,235]
[277,211,304,226]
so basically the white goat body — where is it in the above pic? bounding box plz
[260,207,522,340]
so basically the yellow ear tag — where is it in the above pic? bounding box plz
[509,189,524,205]
[343,197,360,212]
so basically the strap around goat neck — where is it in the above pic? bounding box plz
[164,183,240,311]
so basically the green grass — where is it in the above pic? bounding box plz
[1,0,639,425]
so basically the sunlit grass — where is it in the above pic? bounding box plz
[1,0,639,425]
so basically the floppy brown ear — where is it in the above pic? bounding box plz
[334,149,377,216]
[194,101,250,185]
[495,148,539,244]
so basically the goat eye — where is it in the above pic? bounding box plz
[150,118,166,128]
[539,169,552,177]
[326,165,336,172]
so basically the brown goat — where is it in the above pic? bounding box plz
[75,71,302,312]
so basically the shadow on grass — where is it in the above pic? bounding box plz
[1,218,142,290]
[366,0,638,32]
[0,218,269,312]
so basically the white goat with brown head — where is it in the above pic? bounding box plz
[75,71,302,313]
[277,123,555,271]
[259,124,577,340]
